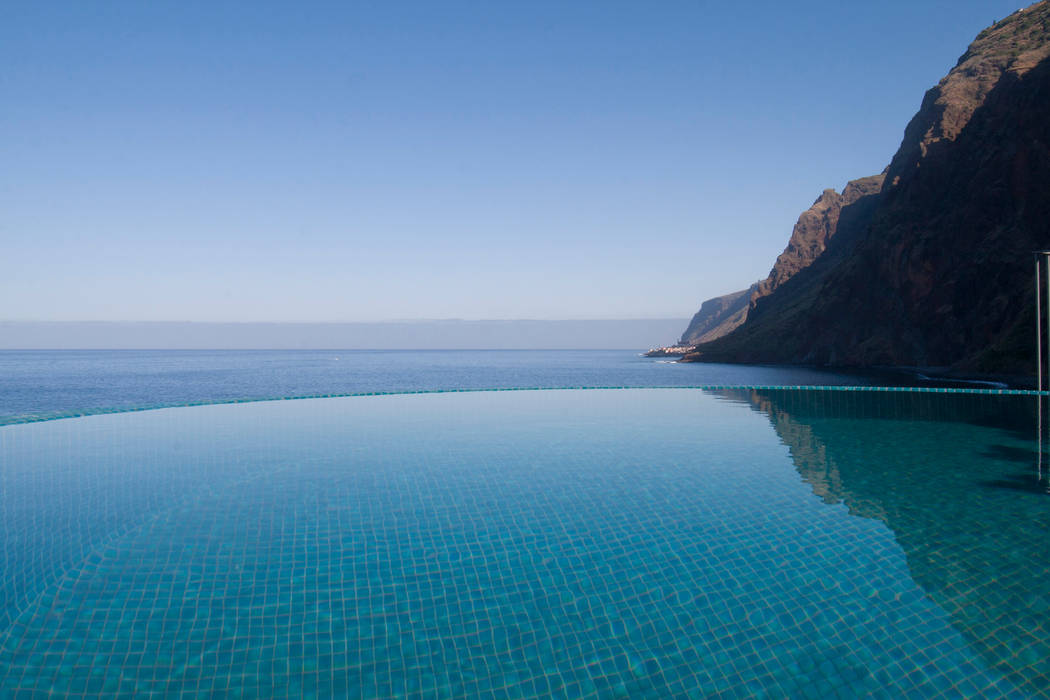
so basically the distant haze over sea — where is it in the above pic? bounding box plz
[0,320,688,350]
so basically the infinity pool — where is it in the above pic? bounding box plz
[0,389,1047,697]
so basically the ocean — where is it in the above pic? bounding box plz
[0,349,882,424]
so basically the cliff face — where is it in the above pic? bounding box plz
[679,286,753,345]
[886,6,1050,191]
[684,2,1050,373]
[750,175,885,306]
[680,175,883,346]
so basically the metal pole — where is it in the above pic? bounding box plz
[1038,254,1048,487]
[1037,255,1046,485]
[1039,395,1044,482]
[1038,255,1043,392]
[1045,253,1049,395]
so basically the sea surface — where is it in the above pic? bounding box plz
[0,349,883,424]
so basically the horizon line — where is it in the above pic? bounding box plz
[0,347,654,352]
[0,318,690,324]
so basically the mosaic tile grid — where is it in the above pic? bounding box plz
[720,388,1050,697]
[0,389,1044,697]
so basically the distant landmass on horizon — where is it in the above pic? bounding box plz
[0,319,688,350]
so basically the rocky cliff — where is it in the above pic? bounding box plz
[682,2,1050,374]
[680,175,884,346]
[749,174,885,307]
[679,285,753,345]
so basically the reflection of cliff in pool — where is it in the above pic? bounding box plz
[713,389,1050,695]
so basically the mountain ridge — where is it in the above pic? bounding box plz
[679,2,1050,375]
[679,174,885,347]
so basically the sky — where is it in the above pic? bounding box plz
[0,1,1030,322]
[0,320,691,350]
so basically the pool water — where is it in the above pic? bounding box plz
[0,388,1047,698]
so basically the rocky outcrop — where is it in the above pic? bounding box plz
[886,5,1050,192]
[682,2,1050,374]
[679,286,754,345]
[750,175,885,306]
[680,175,884,347]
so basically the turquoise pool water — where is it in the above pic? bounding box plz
[0,388,1047,698]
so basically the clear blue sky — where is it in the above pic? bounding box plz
[0,1,1027,322]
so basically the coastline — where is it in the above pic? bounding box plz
[643,345,695,358]
[643,346,1030,390]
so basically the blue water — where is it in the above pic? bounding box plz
[1,388,1047,697]
[0,349,879,424]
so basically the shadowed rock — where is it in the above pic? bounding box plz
[682,2,1050,374]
